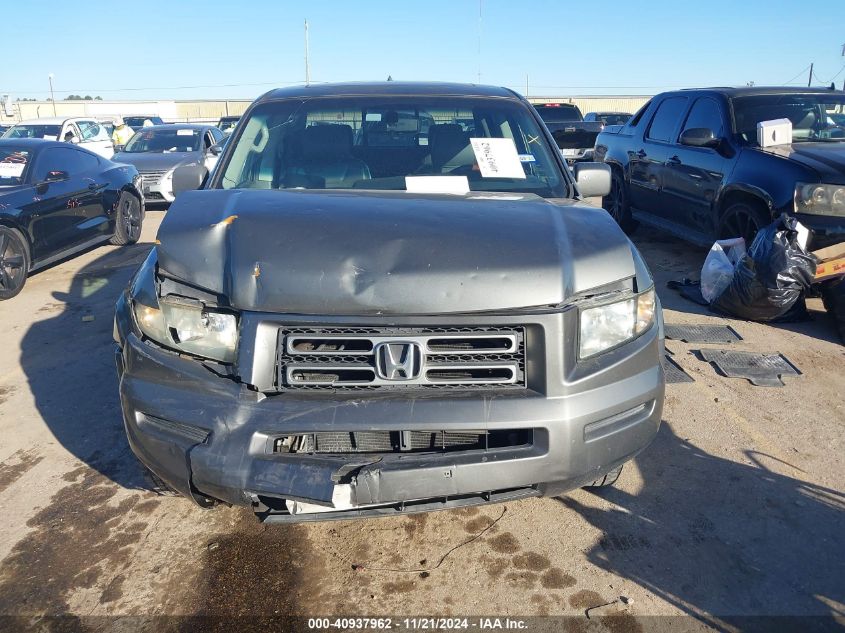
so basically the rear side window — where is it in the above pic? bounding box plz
[627,100,652,127]
[646,97,688,142]
[681,98,724,137]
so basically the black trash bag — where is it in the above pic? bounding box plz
[821,276,845,343]
[712,215,817,322]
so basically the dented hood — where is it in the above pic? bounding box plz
[155,189,635,314]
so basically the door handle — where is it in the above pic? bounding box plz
[668,155,682,165]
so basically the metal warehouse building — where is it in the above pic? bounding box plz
[1,95,651,125]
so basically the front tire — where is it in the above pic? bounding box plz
[603,171,637,233]
[110,192,143,246]
[718,201,769,245]
[0,226,30,301]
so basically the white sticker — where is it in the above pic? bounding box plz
[518,154,536,162]
[405,176,470,195]
[42,135,58,141]
[365,113,382,122]
[0,162,25,178]
[419,137,429,146]
[560,148,578,157]
[176,129,195,136]
[469,138,526,179]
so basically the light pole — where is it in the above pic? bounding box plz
[48,73,56,115]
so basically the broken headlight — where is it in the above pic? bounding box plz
[794,182,845,217]
[130,253,238,363]
[578,288,655,359]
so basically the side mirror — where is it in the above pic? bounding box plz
[172,164,205,198]
[209,143,224,156]
[572,162,611,198]
[113,144,125,153]
[44,170,69,182]
[680,127,720,148]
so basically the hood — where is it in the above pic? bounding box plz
[757,142,845,181]
[155,189,635,314]
[112,151,199,172]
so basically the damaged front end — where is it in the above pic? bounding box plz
[115,259,662,522]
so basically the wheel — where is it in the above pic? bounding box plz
[603,171,637,233]
[718,201,769,245]
[583,465,623,489]
[110,192,143,246]
[0,226,30,301]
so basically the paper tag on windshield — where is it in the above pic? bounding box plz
[0,162,25,178]
[42,135,57,141]
[405,175,470,195]
[469,138,526,179]
[176,129,194,136]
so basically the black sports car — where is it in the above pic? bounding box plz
[0,138,144,300]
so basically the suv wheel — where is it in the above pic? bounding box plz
[0,226,30,301]
[603,172,637,233]
[719,201,769,245]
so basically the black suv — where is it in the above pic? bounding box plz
[595,87,845,248]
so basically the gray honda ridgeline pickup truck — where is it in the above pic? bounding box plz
[114,82,665,522]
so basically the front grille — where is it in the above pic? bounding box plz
[273,429,533,454]
[277,326,526,390]
[145,191,164,200]
[139,170,167,186]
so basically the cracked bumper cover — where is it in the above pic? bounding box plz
[115,294,664,515]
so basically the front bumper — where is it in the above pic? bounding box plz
[793,212,845,250]
[114,293,664,520]
[141,178,175,204]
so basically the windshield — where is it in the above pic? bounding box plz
[123,128,202,153]
[3,125,62,140]
[732,93,845,144]
[219,96,566,197]
[534,105,581,123]
[598,113,631,126]
[219,117,239,133]
[0,147,30,186]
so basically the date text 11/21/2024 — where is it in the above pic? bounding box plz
[306,618,529,630]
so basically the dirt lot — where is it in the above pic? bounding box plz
[0,210,842,631]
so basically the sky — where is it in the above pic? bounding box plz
[3,0,845,102]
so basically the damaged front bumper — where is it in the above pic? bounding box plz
[114,292,664,522]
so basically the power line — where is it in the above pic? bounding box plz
[782,64,812,86]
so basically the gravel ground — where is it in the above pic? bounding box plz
[0,210,842,631]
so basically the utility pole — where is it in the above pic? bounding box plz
[47,73,56,115]
[808,62,814,87]
[525,73,529,98]
[304,20,311,86]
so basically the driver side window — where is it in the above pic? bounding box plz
[680,98,724,140]
[35,147,97,181]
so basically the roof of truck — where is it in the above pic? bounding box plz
[680,86,845,97]
[258,82,519,101]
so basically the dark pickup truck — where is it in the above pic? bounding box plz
[594,87,845,249]
[533,102,604,162]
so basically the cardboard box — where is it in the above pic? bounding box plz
[757,118,792,147]
[813,242,845,281]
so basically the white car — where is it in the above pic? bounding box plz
[1,117,114,159]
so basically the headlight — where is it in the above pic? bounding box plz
[130,253,238,363]
[794,182,845,217]
[579,288,655,359]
